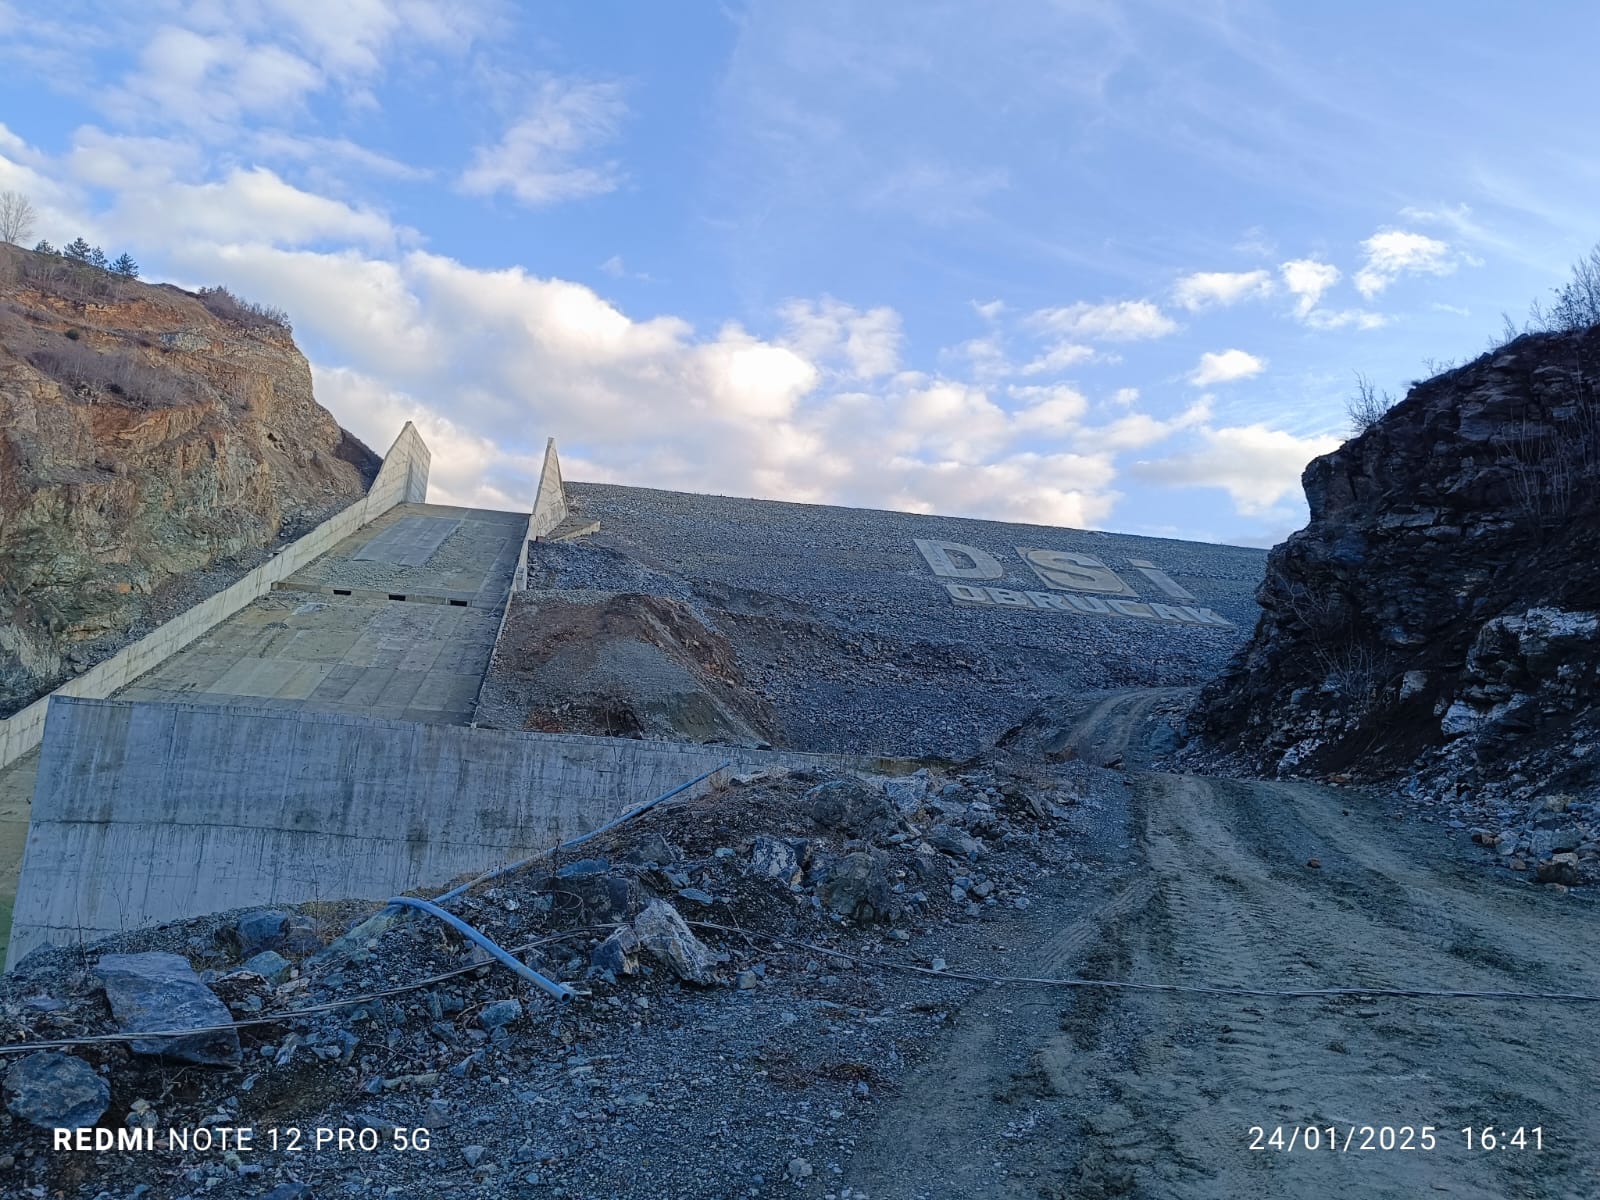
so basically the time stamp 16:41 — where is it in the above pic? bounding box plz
[1248,1126,1544,1153]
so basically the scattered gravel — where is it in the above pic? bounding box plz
[0,749,1133,1200]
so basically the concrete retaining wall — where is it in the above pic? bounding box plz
[0,423,432,771]
[6,696,910,967]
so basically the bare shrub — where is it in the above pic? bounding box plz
[1269,569,1389,716]
[25,341,194,406]
[1529,243,1600,333]
[196,285,292,333]
[1346,372,1395,434]
[17,249,118,299]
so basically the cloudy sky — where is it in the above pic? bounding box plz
[3,1,1597,545]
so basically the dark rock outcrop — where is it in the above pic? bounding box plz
[1191,326,1600,872]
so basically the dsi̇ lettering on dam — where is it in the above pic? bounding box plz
[912,538,1231,627]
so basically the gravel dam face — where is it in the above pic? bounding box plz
[477,482,1269,758]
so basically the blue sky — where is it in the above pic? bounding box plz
[3,1,1598,546]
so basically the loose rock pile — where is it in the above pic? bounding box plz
[0,758,1103,1198]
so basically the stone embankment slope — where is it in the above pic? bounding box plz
[1190,325,1600,884]
[0,243,378,718]
[478,482,1267,757]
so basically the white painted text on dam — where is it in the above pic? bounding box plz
[914,538,1231,627]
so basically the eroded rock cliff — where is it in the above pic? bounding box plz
[0,244,378,716]
[1192,325,1600,824]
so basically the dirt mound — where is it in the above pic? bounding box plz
[480,591,782,744]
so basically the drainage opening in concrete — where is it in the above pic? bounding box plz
[388,594,406,601]
[449,599,468,607]
[333,588,352,596]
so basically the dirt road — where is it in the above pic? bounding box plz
[845,690,1600,1199]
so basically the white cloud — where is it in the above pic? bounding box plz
[74,2,490,133]
[1189,349,1265,386]
[780,297,902,379]
[5,115,1349,541]
[1302,307,1387,331]
[1019,341,1098,376]
[107,27,322,131]
[1172,269,1274,311]
[1354,229,1454,297]
[1280,258,1340,317]
[1030,299,1178,341]
[972,299,1005,320]
[949,333,1010,383]
[1076,398,1212,453]
[881,453,1120,529]
[1008,385,1089,435]
[896,382,1011,460]
[135,166,398,248]
[862,161,1008,226]
[1131,425,1342,516]
[459,78,627,206]
[249,131,431,181]
[313,366,532,511]
[1234,226,1275,258]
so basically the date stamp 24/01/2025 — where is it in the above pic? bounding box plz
[1248,1126,1544,1153]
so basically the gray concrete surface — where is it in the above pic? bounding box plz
[0,484,517,964]
[111,503,523,725]
[529,436,569,542]
[6,696,911,966]
[283,503,525,607]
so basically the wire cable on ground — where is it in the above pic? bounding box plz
[13,914,1598,1058]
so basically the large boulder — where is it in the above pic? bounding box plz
[95,952,241,1066]
[230,909,322,959]
[632,900,715,984]
[818,851,894,922]
[588,926,641,978]
[806,778,901,842]
[749,835,801,885]
[4,1052,109,1130]
[547,862,637,924]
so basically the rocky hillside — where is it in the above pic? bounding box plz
[0,243,379,717]
[1190,323,1600,871]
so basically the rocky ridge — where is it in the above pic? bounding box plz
[1189,323,1600,885]
[0,243,379,717]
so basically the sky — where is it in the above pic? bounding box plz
[2,2,1598,547]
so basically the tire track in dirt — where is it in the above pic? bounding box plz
[843,690,1600,1200]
